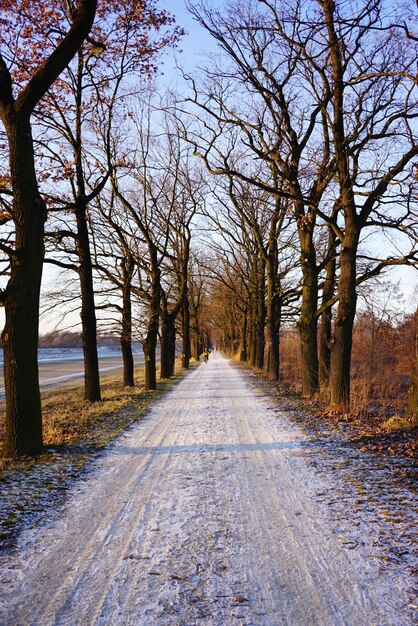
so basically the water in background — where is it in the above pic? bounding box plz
[0,346,143,365]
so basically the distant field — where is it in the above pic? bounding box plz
[0,353,145,398]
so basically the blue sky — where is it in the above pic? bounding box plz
[159,1,221,76]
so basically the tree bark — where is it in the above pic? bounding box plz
[406,308,418,424]
[143,329,158,391]
[265,255,280,380]
[0,0,97,457]
[74,49,100,401]
[182,296,191,369]
[1,120,45,457]
[255,258,266,369]
[160,309,176,379]
[319,227,336,386]
[121,259,134,387]
[297,224,319,397]
[193,328,200,361]
[266,298,281,381]
[76,208,101,401]
[143,254,160,391]
[324,0,357,411]
[249,294,257,367]
[240,308,248,362]
[330,229,359,410]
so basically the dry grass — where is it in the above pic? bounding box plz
[41,369,148,447]
[379,415,413,433]
[0,358,195,457]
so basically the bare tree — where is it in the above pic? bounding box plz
[184,0,417,409]
[181,0,338,395]
[38,3,181,401]
[0,0,97,457]
[311,0,418,409]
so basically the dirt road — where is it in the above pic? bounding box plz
[0,354,410,625]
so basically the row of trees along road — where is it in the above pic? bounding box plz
[181,0,417,410]
[0,1,186,457]
[0,0,417,458]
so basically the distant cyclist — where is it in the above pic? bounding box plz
[203,349,209,363]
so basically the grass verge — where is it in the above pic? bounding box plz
[0,359,198,551]
[233,359,417,460]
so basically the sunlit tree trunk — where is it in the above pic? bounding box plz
[297,224,319,396]
[319,227,336,386]
[330,226,359,410]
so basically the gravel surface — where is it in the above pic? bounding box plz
[0,353,416,625]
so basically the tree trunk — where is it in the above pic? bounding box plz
[323,0,357,411]
[0,0,97,458]
[182,297,191,369]
[121,335,134,387]
[255,259,266,369]
[193,333,200,361]
[319,227,336,386]
[121,262,134,387]
[297,227,319,396]
[73,49,100,402]
[406,308,418,424]
[168,317,177,376]
[330,230,359,410]
[249,297,257,367]
[143,330,158,391]
[240,308,248,362]
[160,311,176,379]
[266,298,281,381]
[265,257,280,380]
[143,253,160,391]
[76,208,101,401]
[192,316,200,362]
[2,119,45,457]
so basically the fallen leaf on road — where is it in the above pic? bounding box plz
[338,534,358,544]
[170,574,191,583]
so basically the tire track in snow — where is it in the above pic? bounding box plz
[0,370,204,625]
[0,354,411,625]
[217,365,389,624]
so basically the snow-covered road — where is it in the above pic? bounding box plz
[0,354,410,625]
